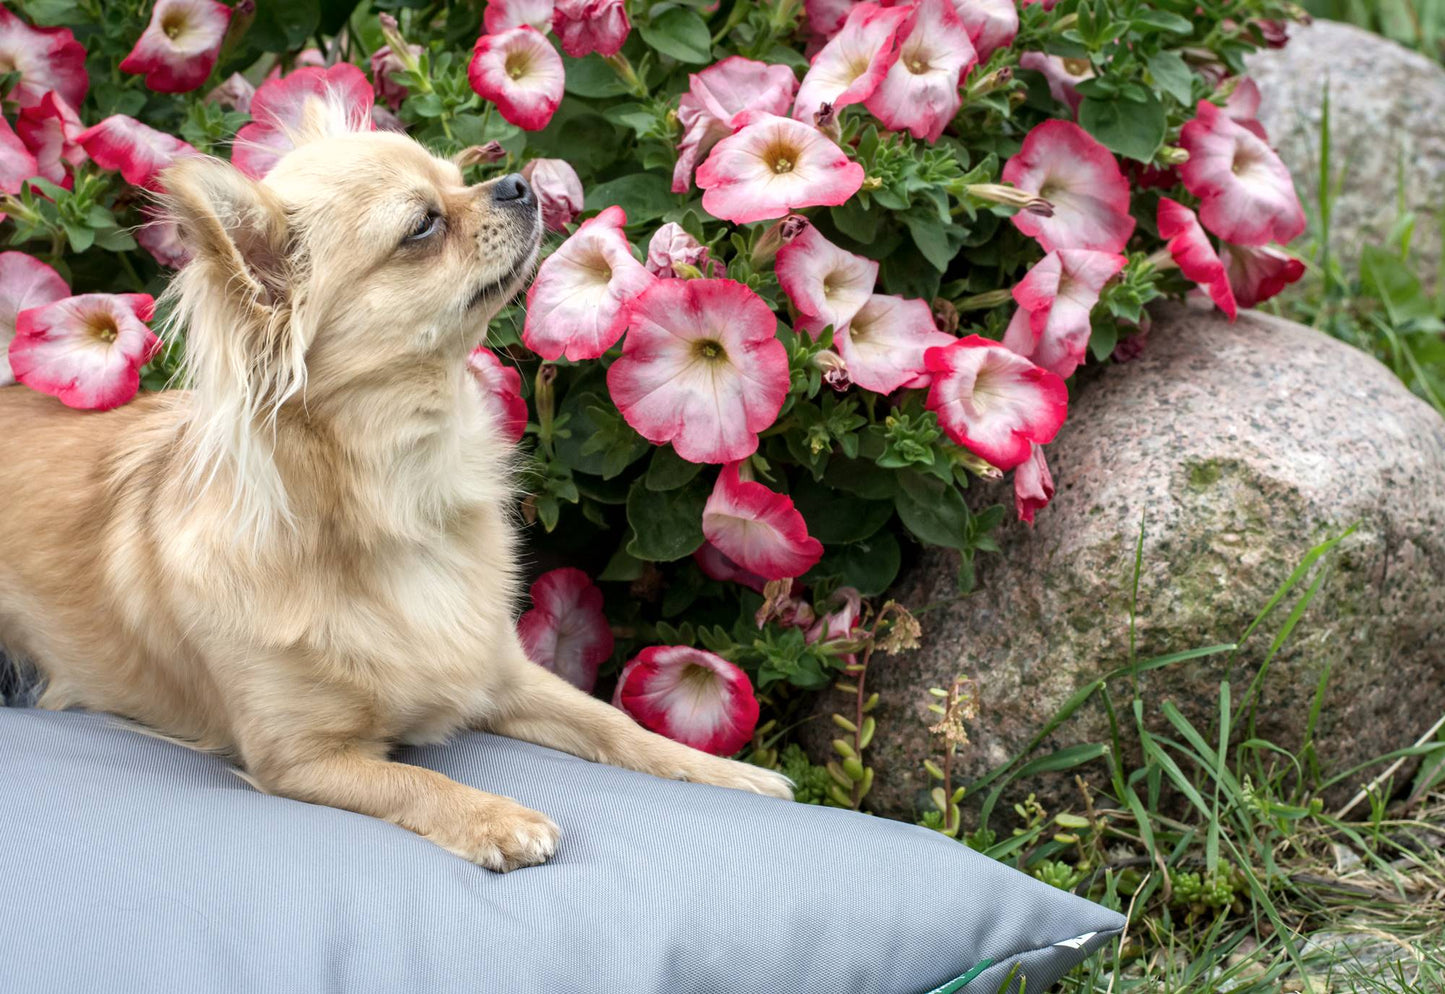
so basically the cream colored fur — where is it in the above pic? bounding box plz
[0,114,790,872]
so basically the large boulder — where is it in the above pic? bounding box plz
[813,303,1445,820]
[1247,19,1445,286]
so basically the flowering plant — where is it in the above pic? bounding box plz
[0,0,1307,785]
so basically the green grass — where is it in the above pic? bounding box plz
[1304,0,1445,62]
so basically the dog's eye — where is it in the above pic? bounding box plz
[404,210,443,244]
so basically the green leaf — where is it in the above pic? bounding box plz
[637,7,713,64]
[645,445,704,491]
[554,391,648,476]
[1146,51,1193,106]
[1131,9,1195,34]
[317,0,359,34]
[584,172,678,223]
[249,0,321,50]
[626,476,708,562]
[1079,89,1166,163]
[823,458,897,500]
[599,539,646,581]
[790,476,893,544]
[63,221,94,253]
[1360,243,1435,324]
[903,214,962,271]
[564,53,632,98]
[806,530,901,596]
[893,472,970,550]
[831,200,881,244]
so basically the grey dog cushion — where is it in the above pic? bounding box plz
[0,707,1122,993]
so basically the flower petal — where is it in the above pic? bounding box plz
[1002,119,1135,253]
[517,568,613,692]
[645,222,722,278]
[793,2,912,123]
[702,463,824,580]
[485,0,555,33]
[952,0,1017,59]
[552,0,630,57]
[521,157,584,231]
[835,293,955,394]
[119,0,231,94]
[696,113,864,224]
[232,64,376,179]
[1178,100,1304,247]
[10,293,160,410]
[77,115,199,190]
[614,645,760,756]
[0,5,88,110]
[865,0,975,143]
[672,56,798,193]
[466,346,529,444]
[693,541,770,593]
[1002,249,1126,379]
[1158,198,1237,320]
[17,92,86,189]
[0,116,40,200]
[775,224,878,332]
[0,252,69,386]
[1013,443,1054,524]
[1221,242,1304,309]
[468,26,565,132]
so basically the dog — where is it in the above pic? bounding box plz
[0,98,791,871]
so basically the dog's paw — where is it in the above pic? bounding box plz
[689,758,796,801]
[450,800,561,872]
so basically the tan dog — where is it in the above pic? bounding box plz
[0,106,791,871]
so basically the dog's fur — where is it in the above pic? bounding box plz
[0,105,790,871]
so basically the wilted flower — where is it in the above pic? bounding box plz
[645,222,722,278]
[793,2,911,124]
[1221,242,1304,308]
[0,5,88,110]
[10,293,162,410]
[807,586,863,645]
[232,65,375,179]
[485,0,554,33]
[466,346,529,444]
[468,26,565,132]
[521,157,584,231]
[552,0,630,57]
[17,92,86,189]
[835,293,955,394]
[119,0,232,94]
[0,252,69,386]
[702,463,824,581]
[370,42,423,110]
[775,224,878,333]
[77,115,199,190]
[205,72,255,113]
[1002,120,1134,254]
[517,568,614,692]
[1157,197,1237,320]
[696,113,865,224]
[672,56,798,194]
[613,646,760,756]
[754,578,816,631]
[694,541,769,593]
[1018,52,1091,116]
[866,0,976,143]
[1014,443,1054,524]
[135,208,191,269]
[953,0,1018,59]
[1178,99,1304,247]
[1001,249,1127,379]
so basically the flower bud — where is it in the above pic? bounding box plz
[813,101,841,142]
[521,158,585,231]
[646,222,722,279]
[954,449,1003,481]
[454,141,507,168]
[1157,145,1190,165]
[749,214,810,267]
[811,349,851,392]
[931,298,959,335]
[966,183,1054,217]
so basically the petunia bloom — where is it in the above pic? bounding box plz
[466,346,529,444]
[524,206,654,361]
[1222,76,1268,140]
[521,158,584,231]
[805,0,862,37]
[672,56,798,194]
[517,568,614,692]
[119,0,232,94]
[77,115,199,190]
[232,65,376,179]
[865,0,975,143]
[806,586,862,644]
[1178,99,1305,247]
[1013,443,1054,524]
[793,2,911,124]
[1001,249,1126,379]
[1221,243,1304,308]
[693,541,769,593]
[953,0,1017,59]
[607,278,788,464]
[485,0,554,33]
[645,222,723,278]
[206,72,255,113]
[1002,120,1134,254]
[552,0,630,58]
[16,92,86,189]
[10,293,162,411]
[1157,198,1237,320]
[0,252,69,386]
[702,463,824,581]
[1018,52,1091,116]
[924,335,1068,470]
[468,26,565,132]
[370,43,423,110]
[0,117,38,212]
[775,224,878,333]
[0,5,88,110]
[135,208,191,269]
[613,646,760,756]
[835,293,955,394]
[696,113,865,224]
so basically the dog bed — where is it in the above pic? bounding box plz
[0,707,1122,993]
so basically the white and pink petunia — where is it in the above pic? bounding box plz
[865,0,975,143]
[521,157,584,231]
[1001,249,1126,379]
[485,0,554,33]
[517,568,613,692]
[206,72,256,113]
[693,541,769,593]
[1178,99,1305,247]
[232,64,375,179]
[135,208,191,269]
[0,5,88,110]
[0,117,38,211]
[924,335,1068,470]
[0,252,69,386]
[806,585,862,644]
[696,113,865,224]
[775,224,878,334]
[466,346,529,444]
[613,645,761,756]
[805,0,862,38]
[672,56,798,194]
[552,0,630,57]
[1013,443,1054,524]
[835,293,955,394]
[607,278,788,464]
[953,0,1018,59]
[1222,77,1268,139]
[77,115,199,190]
[1222,242,1304,309]
[1157,198,1237,320]
[119,0,232,94]
[645,222,723,278]
[702,463,824,581]
[1019,52,1091,116]
[524,206,654,361]
[468,26,565,132]
[9,293,161,411]
[16,92,85,189]
[370,42,423,110]
[793,2,911,124]
[1002,120,1135,254]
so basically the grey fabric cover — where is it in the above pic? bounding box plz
[0,707,1123,993]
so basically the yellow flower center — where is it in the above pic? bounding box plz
[161,10,187,39]
[772,157,794,174]
[505,51,530,80]
[693,338,728,361]
[908,58,929,75]
[88,314,119,344]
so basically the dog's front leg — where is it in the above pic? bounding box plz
[488,640,794,800]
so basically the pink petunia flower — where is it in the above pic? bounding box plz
[1014,443,1054,524]
[1222,77,1268,140]
[775,224,878,333]
[552,0,629,57]
[466,346,529,444]
[835,293,954,394]
[1001,249,1126,379]
[370,43,423,110]
[0,117,38,214]
[865,0,975,143]
[0,5,88,110]
[805,0,862,38]
[793,2,911,124]
[517,568,614,692]
[806,585,862,644]
[16,92,85,189]
[10,293,161,411]
[1178,99,1304,247]
[607,278,788,464]
[77,115,199,190]
[521,157,584,231]
[1221,243,1304,309]
[613,646,760,756]
[693,541,769,593]
[1157,197,1237,320]
[953,0,1017,58]
[119,0,232,94]
[206,72,256,113]
[924,335,1068,470]
[702,463,824,581]
[135,208,191,269]
[0,252,69,386]
[1018,52,1091,117]
[696,113,865,224]
[523,206,654,361]
[485,0,554,33]
[1002,119,1135,254]
[468,26,565,132]
[232,64,375,179]
[645,222,723,278]
[672,56,798,194]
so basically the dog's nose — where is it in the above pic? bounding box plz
[492,173,534,207]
